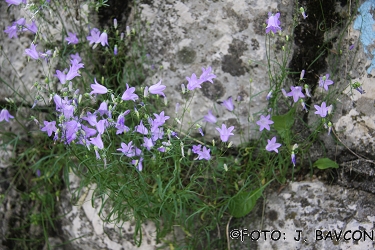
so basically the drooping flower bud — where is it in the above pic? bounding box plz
[113,18,118,29]
[300,69,305,80]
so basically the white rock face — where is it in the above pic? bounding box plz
[60,172,164,250]
[140,0,292,145]
[232,179,375,250]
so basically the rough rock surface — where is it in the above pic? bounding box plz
[140,0,293,145]
[59,173,166,250]
[231,179,375,250]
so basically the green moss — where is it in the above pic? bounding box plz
[177,47,196,64]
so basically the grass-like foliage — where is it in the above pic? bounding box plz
[0,0,364,249]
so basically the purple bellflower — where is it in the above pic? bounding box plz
[216,124,234,142]
[66,32,79,45]
[55,64,81,85]
[117,141,136,157]
[96,31,108,46]
[64,120,80,144]
[204,110,217,124]
[192,144,202,154]
[81,125,97,138]
[41,121,57,136]
[265,136,281,153]
[318,74,334,91]
[266,13,281,34]
[115,113,130,134]
[153,111,169,127]
[122,84,138,101]
[96,119,108,134]
[15,18,26,26]
[62,104,75,119]
[0,109,14,122]
[286,86,305,103]
[70,53,82,62]
[199,67,216,83]
[256,114,274,131]
[25,43,39,60]
[87,28,101,45]
[135,120,148,135]
[90,133,104,149]
[149,79,166,97]
[90,78,108,95]
[314,101,329,118]
[132,157,144,171]
[186,73,201,91]
[222,96,234,111]
[82,111,97,126]
[142,137,154,150]
[151,125,164,141]
[197,146,211,160]
[25,21,37,33]
[4,24,18,38]
[97,101,108,116]
[5,0,26,6]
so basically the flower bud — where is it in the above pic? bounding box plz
[304,84,311,97]
[327,104,333,115]
[223,163,228,171]
[114,45,118,55]
[180,141,185,157]
[266,90,272,100]
[327,121,332,135]
[164,96,168,106]
[113,18,118,29]
[181,84,186,94]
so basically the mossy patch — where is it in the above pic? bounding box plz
[177,47,196,64]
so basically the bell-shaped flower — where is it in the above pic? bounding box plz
[149,80,166,97]
[204,110,217,124]
[25,43,39,60]
[265,137,281,153]
[266,12,281,34]
[90,78,108,95]
[122,84,138,101]
[286,86,305,103]
[216,124,234,142]
[222,97,234,111]
[41,121,57,137]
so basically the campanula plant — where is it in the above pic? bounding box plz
[0,0,357,249]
